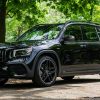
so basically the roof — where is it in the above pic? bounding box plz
[66,20,100,27]
[29,21,100,29]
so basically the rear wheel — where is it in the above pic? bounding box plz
[0,78,8,86]
[61,76,74,81]
[33,56,57,87]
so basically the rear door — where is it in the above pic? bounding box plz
[81,24,100,71]
[96,26,100,37]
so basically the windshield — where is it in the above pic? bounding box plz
[17,24,64,41]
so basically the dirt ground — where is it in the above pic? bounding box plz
[0,74,100,100]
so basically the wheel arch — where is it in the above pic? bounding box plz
[31,50,62,77]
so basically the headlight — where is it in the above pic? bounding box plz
[13,47,33,58]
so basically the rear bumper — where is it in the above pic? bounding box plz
[0,61,33,79]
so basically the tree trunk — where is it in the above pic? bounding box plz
[0,0,7,43]
[90,4,94,21]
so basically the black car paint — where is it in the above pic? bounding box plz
[0,21,100,79]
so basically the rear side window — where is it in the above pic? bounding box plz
[82,25,99,41]
[97,27,100,32]
[97,27,100,37]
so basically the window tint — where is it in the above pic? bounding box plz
[82,25,98,41]
[65,25,82,41]
[97,27,100,32]
[97,27,100,37]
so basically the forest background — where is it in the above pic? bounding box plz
[0,0,100,42]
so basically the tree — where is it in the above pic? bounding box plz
[46,0,100,21]
[0,0,7,43]
[93,5,100,23]
[0,0,44,43]
[0,0,100,42]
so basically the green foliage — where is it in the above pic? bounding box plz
[93,5,100,23]
[6,1,66,42]
[47,0,100,21]
[6,0,45,41]
[6,0,100,42]
[7,0,44,25]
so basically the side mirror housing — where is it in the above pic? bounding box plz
[64,35,75,42]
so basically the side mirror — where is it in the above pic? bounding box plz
[64,35,75,41]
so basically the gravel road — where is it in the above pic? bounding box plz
[0,74,100,100]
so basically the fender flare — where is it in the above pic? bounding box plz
[30,50,62,77]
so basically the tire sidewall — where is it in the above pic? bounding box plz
[35,56,57,87]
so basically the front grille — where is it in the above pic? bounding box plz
[0,49,7,62]
[0,49,4,62]
[0,48,14,62]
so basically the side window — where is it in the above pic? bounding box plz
[64,25,82,41]
[82,25,99,41]
[96,27,100,37]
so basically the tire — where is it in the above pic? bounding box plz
[0,78,8,86]
[33,56,57,87]
[61,76,74,81]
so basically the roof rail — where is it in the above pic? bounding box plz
[66,20,100,25]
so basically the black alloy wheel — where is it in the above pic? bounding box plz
[33,56,57,87]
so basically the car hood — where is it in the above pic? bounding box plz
[0,40,59,49]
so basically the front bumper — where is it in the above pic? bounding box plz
[0,61,33,79]
[0,68,10,78]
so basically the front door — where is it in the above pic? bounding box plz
[61,24,86,74]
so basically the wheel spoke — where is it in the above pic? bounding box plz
[43,75,48,82]
[48,70,55,75]
[49,67,55,71]
[40,67,45,72]
[47,75,52,82]
[41,72,46,79]
[46,60,50,70]
[40,59,56,84]
[43,75,48,81]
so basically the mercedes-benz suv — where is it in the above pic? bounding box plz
[0,21,100,87]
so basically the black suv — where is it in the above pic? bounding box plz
[0,21,100,87]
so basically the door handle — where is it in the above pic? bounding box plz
[80,44,87,48]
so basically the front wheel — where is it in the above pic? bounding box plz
[0,78,8,86]
[33,56,57,87]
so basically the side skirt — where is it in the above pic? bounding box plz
[61,64,100,77]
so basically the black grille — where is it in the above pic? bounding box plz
[0,48,13,62]
[0,49,7,62]
[0,49,4,62]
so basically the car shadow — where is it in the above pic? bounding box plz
[0,78,100,89]
[55,78,100,86]
[82,97,100,99]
